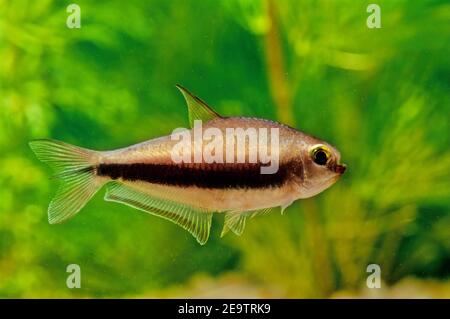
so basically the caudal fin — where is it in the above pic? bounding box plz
[29,139,105,224]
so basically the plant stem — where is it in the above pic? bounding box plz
[264,0,293,126]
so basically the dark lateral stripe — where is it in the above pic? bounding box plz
[96,162,297,189]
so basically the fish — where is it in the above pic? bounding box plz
[29,85,346,244]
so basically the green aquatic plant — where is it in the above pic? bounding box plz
[0,0,448,298]
[228,0,450,297]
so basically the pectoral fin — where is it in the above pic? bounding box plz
[105,181,213,245]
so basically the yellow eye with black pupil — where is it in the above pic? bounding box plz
[312,147,330,165]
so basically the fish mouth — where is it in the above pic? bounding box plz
[334,163,347,174]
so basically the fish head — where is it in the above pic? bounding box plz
[296,135,346,198]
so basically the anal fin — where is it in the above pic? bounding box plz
[105,181,213,245]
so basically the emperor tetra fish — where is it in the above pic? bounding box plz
[29,85,346,244]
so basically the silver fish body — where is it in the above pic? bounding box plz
[29,85,346,244]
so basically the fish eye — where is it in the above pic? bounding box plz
[310,145,331,166]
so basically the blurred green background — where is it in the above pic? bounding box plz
[1,0,449,298]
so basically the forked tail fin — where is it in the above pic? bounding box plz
[29,139,105,224]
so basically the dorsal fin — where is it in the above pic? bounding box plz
[176,84,221,127]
